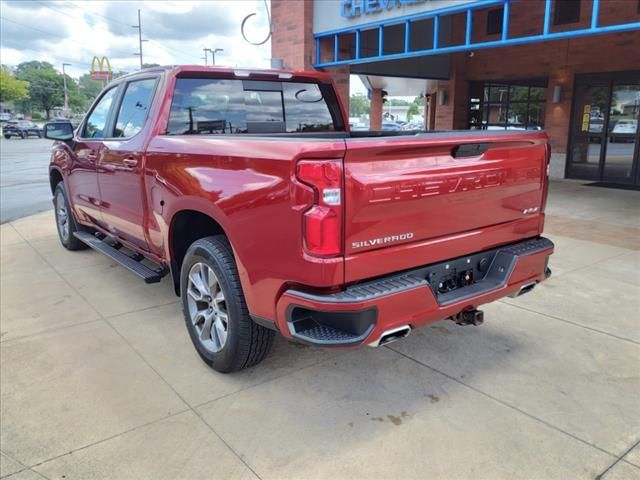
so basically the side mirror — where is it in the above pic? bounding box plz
[44,122,74,142]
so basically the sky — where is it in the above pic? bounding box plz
[0,0,273,77]
[0,0,368,92]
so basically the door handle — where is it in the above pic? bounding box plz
[123,157,138,168]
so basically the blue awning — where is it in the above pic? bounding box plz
[314,0,640,68]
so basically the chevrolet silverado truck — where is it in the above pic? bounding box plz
[45,66,553,373]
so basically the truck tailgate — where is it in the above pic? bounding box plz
[343,132,549,282]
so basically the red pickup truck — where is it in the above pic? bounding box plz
[45,66,553,373]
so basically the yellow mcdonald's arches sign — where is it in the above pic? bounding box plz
[90,56,112,81]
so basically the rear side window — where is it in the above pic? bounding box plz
[167,78,341,135]
[114,78,156,138]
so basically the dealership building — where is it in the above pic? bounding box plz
[270,0,640,186]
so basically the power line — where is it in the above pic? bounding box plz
[0,16,134,72]
[66,0,131,28]
[0,14,137,60]
[65,0,197,65]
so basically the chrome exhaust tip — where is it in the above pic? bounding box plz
[368,325,412,347]
[509,281,536,298]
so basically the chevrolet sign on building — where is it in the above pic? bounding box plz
[340,0,428,18]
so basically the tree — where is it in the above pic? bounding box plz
[77,74,104,105]
[0,66,29,103]
[349,93,370,117]
[407,94,424,122]
[14,61,64,119]
[388,98,410,106]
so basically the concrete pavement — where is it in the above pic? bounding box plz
[0,138,54,224]
[1,181,639,479]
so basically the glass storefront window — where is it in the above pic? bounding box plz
[469,80,547,130]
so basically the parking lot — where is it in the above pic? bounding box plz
[1,178,639,479]
[0,138,55,224]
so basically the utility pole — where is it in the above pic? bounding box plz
[203,48,209,66]
[132,9,147,69]
[62,63,71,113]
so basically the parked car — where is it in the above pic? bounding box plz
[46,66,554,373]
[381,121,402,131]
[402,122,424,131]
[52,116,81,131]
[0,113,11,123]
[610,119,637,143]
[3,120,43,139]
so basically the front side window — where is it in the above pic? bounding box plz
[114,78,156,138]
[83,87,118,138]
[167,78,340,135]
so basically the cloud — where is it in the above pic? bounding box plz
[102,1,237,41]
[0,0,272,77]
[0,3,71,50]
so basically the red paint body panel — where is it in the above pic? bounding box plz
[144,135,346,319]
[49,66,553,337]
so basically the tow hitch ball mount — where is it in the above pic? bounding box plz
[451,309,484,326]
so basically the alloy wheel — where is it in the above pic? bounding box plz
[55,190,69,242]
[186,262,229,353]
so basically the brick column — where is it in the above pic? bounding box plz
[426,84,437,130]
[271,0,314,71]
[271,0,350,118]
[544,67,573,178]
[434,57,469,130]
[326,66,350,119]
[370,88,383,130]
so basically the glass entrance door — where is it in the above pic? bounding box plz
[567,80,609,180]
[602,83,640,184]
[568,72,640,186]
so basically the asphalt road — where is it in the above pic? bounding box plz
[0,137,55,223]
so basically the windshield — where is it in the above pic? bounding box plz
[167,78,344,135]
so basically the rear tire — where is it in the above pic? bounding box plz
[180,236,275,373]
[54,182,87,251]
[20,132,26,139]
[4,134,10,139]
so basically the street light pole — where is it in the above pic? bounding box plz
[203,48,209,66]
[62,63,71,113]
[211,48,224,65]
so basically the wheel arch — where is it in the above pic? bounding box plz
[168,209,227,295]
[49,168,64,195]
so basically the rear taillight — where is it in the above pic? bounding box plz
[296,159,343,257]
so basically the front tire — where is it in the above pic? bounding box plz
[54,182,87,251]
[180,236,274,373]
[4,134,10,139]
